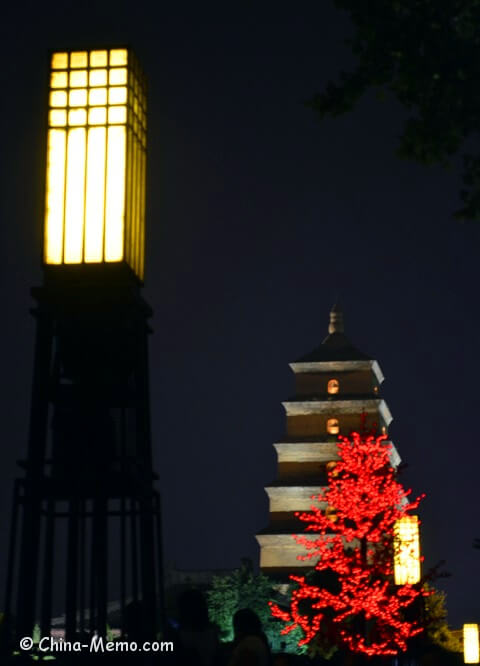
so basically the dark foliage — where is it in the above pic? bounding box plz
[309,1,480,220]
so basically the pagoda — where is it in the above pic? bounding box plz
[256,305,400,576]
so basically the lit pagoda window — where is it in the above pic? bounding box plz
[327,379,339,394]
[325,506,338,522]
[326,461,339,477]
[327,418,340,435]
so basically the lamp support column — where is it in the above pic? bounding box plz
[6,282,164,645]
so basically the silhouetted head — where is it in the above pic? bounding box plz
[124,600,145,641]
[232,608,263,640]
[178,588,210,631]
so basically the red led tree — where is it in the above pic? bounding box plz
[270,431,427,657]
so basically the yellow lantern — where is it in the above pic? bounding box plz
[44,48,147,280]
[393,515,421,585]
[464,624,480,664]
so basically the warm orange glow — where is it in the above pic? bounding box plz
[70,51,88,68]
[44,47,146,279]
[44,129,66,264]
[110,49,128,66]
[85,127,106,262]
[105,125,126,261]
[139,147,146,280]
[326,461,339,477]
[51,72,68,88]
[51,52,68,69]
[64,128,86,263]
[464,624,479,664]
[325,506,338,522]
[327,418,340,435]
[393,515,421,585]
[90,50,108,67]
[327,379,339,394]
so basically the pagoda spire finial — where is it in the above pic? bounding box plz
[328,302,344,334]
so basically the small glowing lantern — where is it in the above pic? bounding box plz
[464,624,480,664]
[393,515,421,585]
[44,48,147,280]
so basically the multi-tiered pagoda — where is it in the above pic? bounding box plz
[257,305,400,576]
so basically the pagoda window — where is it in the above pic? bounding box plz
[326,461,339,478]
[327,418,340,435]
[325,506,338,522]
[327,379,339,394]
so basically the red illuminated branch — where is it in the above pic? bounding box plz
[270,431,427,656]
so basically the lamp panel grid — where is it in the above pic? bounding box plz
[393,515,421,585]
[44,48,146,280]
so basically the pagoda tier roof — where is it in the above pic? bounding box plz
[295,304,375,364]
[286,392,380,401]
[290,359,385,384]
[256,532,348,543]
[296,331,371,363]
[273,440,401,467]
[282,398,393,424]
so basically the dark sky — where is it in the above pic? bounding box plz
[1,1,479,628]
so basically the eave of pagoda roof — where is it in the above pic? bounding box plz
[281,398,393,425]
[290,359,384,384]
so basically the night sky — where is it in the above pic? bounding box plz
[1,2,479,628]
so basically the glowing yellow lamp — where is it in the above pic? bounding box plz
[464,624,480,664]
[393,515,421,585]
[44,48,147,280]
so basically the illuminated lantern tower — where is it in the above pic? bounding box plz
[5,48,162,642]
[256,304,401,575]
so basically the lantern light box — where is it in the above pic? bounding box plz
[393,515,421,585]
[464,624,480,664]
[44,48,147,280]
